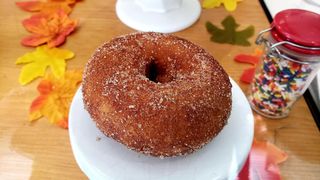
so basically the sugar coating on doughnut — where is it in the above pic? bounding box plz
[82,32,232,157]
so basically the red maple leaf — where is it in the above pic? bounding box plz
[21,10,78,47]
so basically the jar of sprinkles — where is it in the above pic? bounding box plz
[248,9,320,118]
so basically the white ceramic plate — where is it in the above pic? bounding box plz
[69,78,254,180]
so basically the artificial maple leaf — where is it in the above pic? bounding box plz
[206,15,254,46]
[49,0,81,5]
[203,0,242,11]
[21,10,78,47]
[234,54,259,83]
[234,49,262,83]
[234,54,259,65]
[239,68,256,84]
[238,139,288,180]
[29,70,82,129]
[16,45,74,85]
[16,0,72,14]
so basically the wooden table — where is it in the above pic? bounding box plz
[0,0,319,179]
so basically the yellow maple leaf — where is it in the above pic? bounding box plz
[29,70,82,129]
[16,45,74,85]
[202,0,242,11]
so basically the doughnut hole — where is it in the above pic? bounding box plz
[145,58,175,83]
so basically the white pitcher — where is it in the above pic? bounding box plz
[134,0,182,13]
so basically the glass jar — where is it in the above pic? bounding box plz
[248,9,320,118]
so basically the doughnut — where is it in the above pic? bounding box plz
[82,32,232,157]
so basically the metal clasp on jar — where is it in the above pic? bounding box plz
[256,27,320,64]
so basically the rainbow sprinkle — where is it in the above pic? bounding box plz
[248,55,313,118]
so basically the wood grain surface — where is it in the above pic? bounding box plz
[0,0,319,179]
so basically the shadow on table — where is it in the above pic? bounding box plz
[10,122,86,179]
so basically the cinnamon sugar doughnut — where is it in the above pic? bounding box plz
[82,32,232,157]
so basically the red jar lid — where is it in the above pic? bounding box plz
[271,9,320,55]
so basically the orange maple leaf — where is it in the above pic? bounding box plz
[16,0,72,14]
[49,0,81,5]
[21,10,77,48]
[234,48,263,84]
[238,139,288,180]
[238,112,288,179]
[29,70,82,129]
